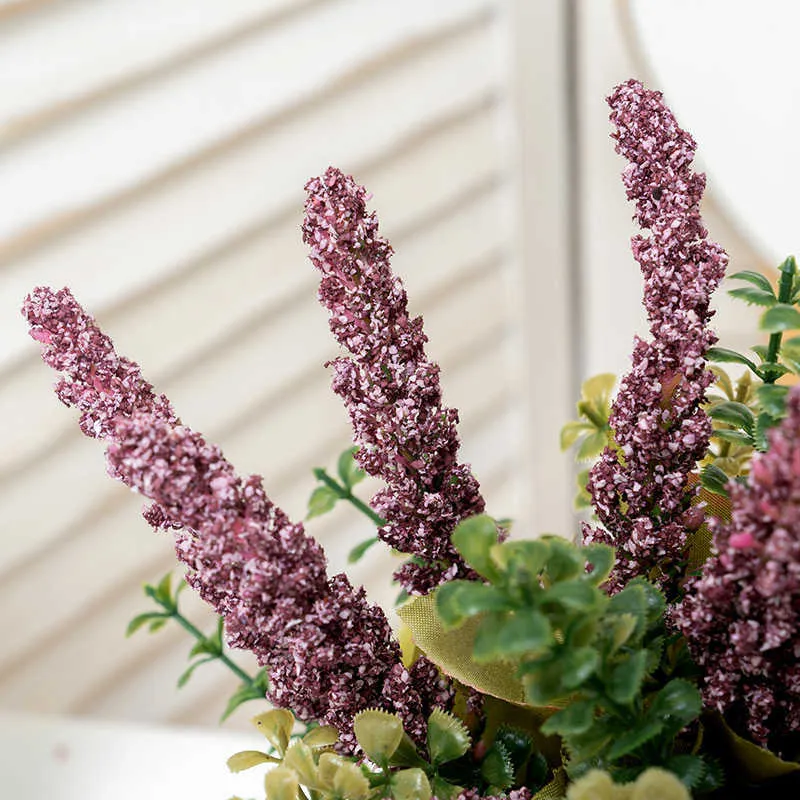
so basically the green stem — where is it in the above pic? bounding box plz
[169,608,254,685]
[316,470,387,527]
[763,256,797,381]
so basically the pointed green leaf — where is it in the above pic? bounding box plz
[426,708,471,766]
[711,428,754,446]
[728,270,775,293]
[226,750,275,773]
[125,612,168,637]
[480,742,515,790]
[761,303,800,333]
[337,447,365,489]
[306,485,339,520]
[473,610,552,662]
[758,362,790,381]
[264,766,299,800]
[606,719,664,760]
[708,401,755,433]
[757,383,789,417]
[176,656,214,688]
[390,769,432,800]
[560,421,593,451]
[251,709,295,753]
[332,762,370,800]
[728,286,777,307]
[606,650,648,704]
[348,536,379,564]
[302,725,338,750]
[665,754,707,789]
[543,580,598,612]
[148,618,168,633]
[451,515,501,580]
[582,544,614,586]
[540,699,595,736]
[705,347,758,372]
[648,679,702,735]
[576,430,608,461]
[559,647,600,690]
[435,581,511,628]
[283,741,318,788]
[581,373,617,404]
[353,710,403,764]
[700,464,730,497]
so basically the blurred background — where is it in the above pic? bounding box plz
[0,0,791,744]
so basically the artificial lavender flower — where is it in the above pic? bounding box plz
[675,387,800,748]
[582,80,728,593]
[23,287,448,748]
[303,167,484,594]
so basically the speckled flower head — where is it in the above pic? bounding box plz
[303,167,484,594]
[582,80,728,593]
[675,387,800,747]
[23,287,449,748]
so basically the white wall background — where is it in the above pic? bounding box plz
[0,0,779,732]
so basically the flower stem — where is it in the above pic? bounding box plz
[764,256,797,381]
[315,469,387,527]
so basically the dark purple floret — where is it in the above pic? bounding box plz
[675,387,800,747]
[303,167,484,594]
[582,80,727,594]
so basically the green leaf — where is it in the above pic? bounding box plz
[388,732,429,769]
[708,401,755,433]
[607,584,647,639]
[758,362,790,381]
[251,709,295,754]
[540,699,595,736]
[264,766,299,800]
[302,725,339,749]
[332,761,370,800]
[608,613,638,653]
[606,650,648,704]
[705,347,758,372]
[648,679,702,735]
[125,612,168,637]
[700,463,730,497]
[665,754,707,789]
[559,647,600,690]
[606,719,664,760]
[337,447,365,489]
[154,572,174,605]
[757,383,789,417]
[473,609,552,662]
[189,637,220,658]
[490,540,550,584]
[435,581,511,628]
[728,286,778,307]
[576,430,607,462]
[451,515,501,580]
[480,742,515,790]
[176,656,214,688]
[283,741,319,788]
[426,708,471,766]
[492,726,534,775]
[353,710,403,764]
[627,577,666,627]
[222,683,268,722]
[543,580,598,612]
[348,536,378,564]
[226,750,276,772]
[306,485,339,520]
[389,769,432,800]
[560,421,594,451]
[728,270,775,293]
[148,618,168,633]
[542,537,583,582]
[760,303,800,333]
[711,428,754,446]
[582,544,614,586]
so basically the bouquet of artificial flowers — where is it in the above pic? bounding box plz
[22,80,800,799]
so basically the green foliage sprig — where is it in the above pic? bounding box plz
[127,572,269,721]
[433,516,720,793]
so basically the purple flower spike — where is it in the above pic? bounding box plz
[582,80,728,593]
[23,287,448,748]
[675,387,800,748]
[303,167,485,594]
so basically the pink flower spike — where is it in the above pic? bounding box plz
[729,532,758,549]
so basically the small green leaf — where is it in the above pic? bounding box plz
[606,719,664,760]
[148,618,168,633]
[708,401,755,433]
[543,580,598,612]
[648,679,702,735]
[606,650,648,704]
[582,544,614,586]
[576,430,608,462]
[728,270,775,293]
[348,536,379,564]
[705,347,758,372]
[154,572,174,605]
[125,612,168,637]
[282,741,318,788]
[608,613,638,653]
[728,286,778,307]
[251,709,294,753]
[543,537,583,582]
[189,637,220,658]
[264,766,299,800]
[559,647,600,690]
[711,428,754,446]
[560,421,594,451]
[758,362,790,381]
[627,577,666,627]
[390,768,432,800]
[337,447,365,489]
[480,742,515,790]
[492,726,534,775]
[757,383,789,417]
[581,373,617,404]
[426,708,471,766]
[302,725,338,749]
[306,485,339,520]
[540,699,595,736]
[222,683,268,722]
[353,710,403,764]
[665,754,707,789]
[226,750,275,773]
[332,761,370,800]
[473,609,552,662]
[700,463,730,497]
[435,581,511,628]
[760,303,800,333]
[177,656,214,688]
[451,515,501,580]
[607,584,647,638]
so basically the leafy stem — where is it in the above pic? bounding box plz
[763,256,797,378]
[312,467,386,528]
